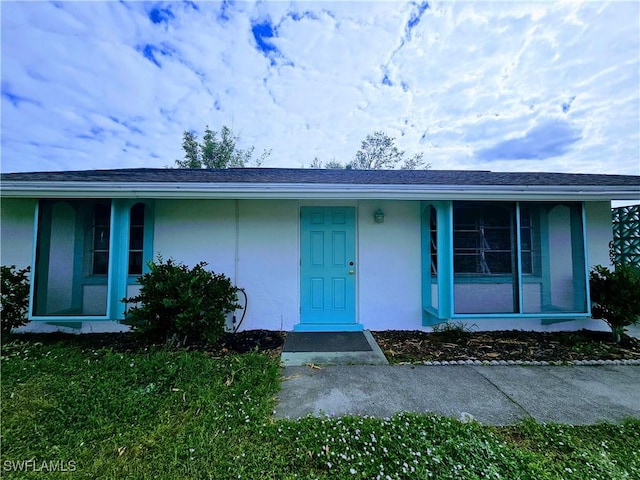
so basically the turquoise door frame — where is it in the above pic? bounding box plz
[297,206,361,332]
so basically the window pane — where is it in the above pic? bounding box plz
[130,203,145,225]
[485,252,512,274]
[128,204,146,275]
[453,202,517,313]
[429,205,437,277]
[93,252,109,275]
[484,208,511,227]
[454,231,477,250]
[129,226,144,250]
[94,226,110,250]
[129,252,143,275]
[94,203,110,225]
[454,254,477,273]
[521,253,532,274]
[484,229,511,251]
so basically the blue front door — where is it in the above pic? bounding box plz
[297,206,360,331]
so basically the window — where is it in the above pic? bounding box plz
[128,203,145,275]
[92,202,111,275]
[454,203,516,275]
[519,207,534,275]
[423,200,589,322]
[429,205,437,276]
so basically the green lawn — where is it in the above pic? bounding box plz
[1,338,639,479]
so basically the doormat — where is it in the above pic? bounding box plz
[283,332,372,352]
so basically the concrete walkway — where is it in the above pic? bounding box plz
[275,364,640,425]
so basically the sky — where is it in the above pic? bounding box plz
[1,0,639,175]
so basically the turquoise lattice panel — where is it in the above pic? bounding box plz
[612,205,640,267]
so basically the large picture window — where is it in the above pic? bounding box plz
[451,201,587,316]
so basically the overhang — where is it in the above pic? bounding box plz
[1,180,639,201]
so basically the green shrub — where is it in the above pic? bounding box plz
[590,264,640,342]
[122,257,240,345]
[1,265,31,334]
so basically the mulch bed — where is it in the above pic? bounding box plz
[5,329,640,364]
[4,330,286,359]
[372,329,640,364]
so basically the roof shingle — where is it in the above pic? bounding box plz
[2,167,639,187]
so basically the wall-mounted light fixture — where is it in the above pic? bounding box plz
[373,208,385,224]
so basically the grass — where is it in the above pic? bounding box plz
[2,338,639,479]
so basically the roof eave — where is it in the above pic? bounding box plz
[1,181,638,201]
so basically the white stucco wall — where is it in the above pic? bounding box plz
[154,199,237,272]
[154,199,300,331]
[0,198,35,269]
[585,201,613,268]
[357,200,422,330]
[152,198,424,332]
[237,200,299,330]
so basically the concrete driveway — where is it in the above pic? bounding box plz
[275,364,640,425]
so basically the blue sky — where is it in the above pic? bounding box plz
[1,1,639,174]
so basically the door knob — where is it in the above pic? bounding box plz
[349,270,355,275]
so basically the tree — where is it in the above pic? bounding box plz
[325,159,346,169]
[590,264,640,343]
[309,156,323,168]
[175,125,271,169]
[308,157,346,169]
[349,131,428,170]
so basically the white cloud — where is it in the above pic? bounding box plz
[1,0,638,175]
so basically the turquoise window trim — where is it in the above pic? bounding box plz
[438,201,454,320]
[454,312,591,320]
[515,203,524,314]
[142,201,155,275]
[44,322,83,329]
[453,275,543,284]
[420,202,433,318]
[421,200,453,326]
[28,198,154,322]
[420,203,434,323]
[110,199,156,320]
[423,307,447,325]
[31,314,109,321]
[108,200,128,320]
[582,202,592,316]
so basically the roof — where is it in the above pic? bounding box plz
[2,168,639,201]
